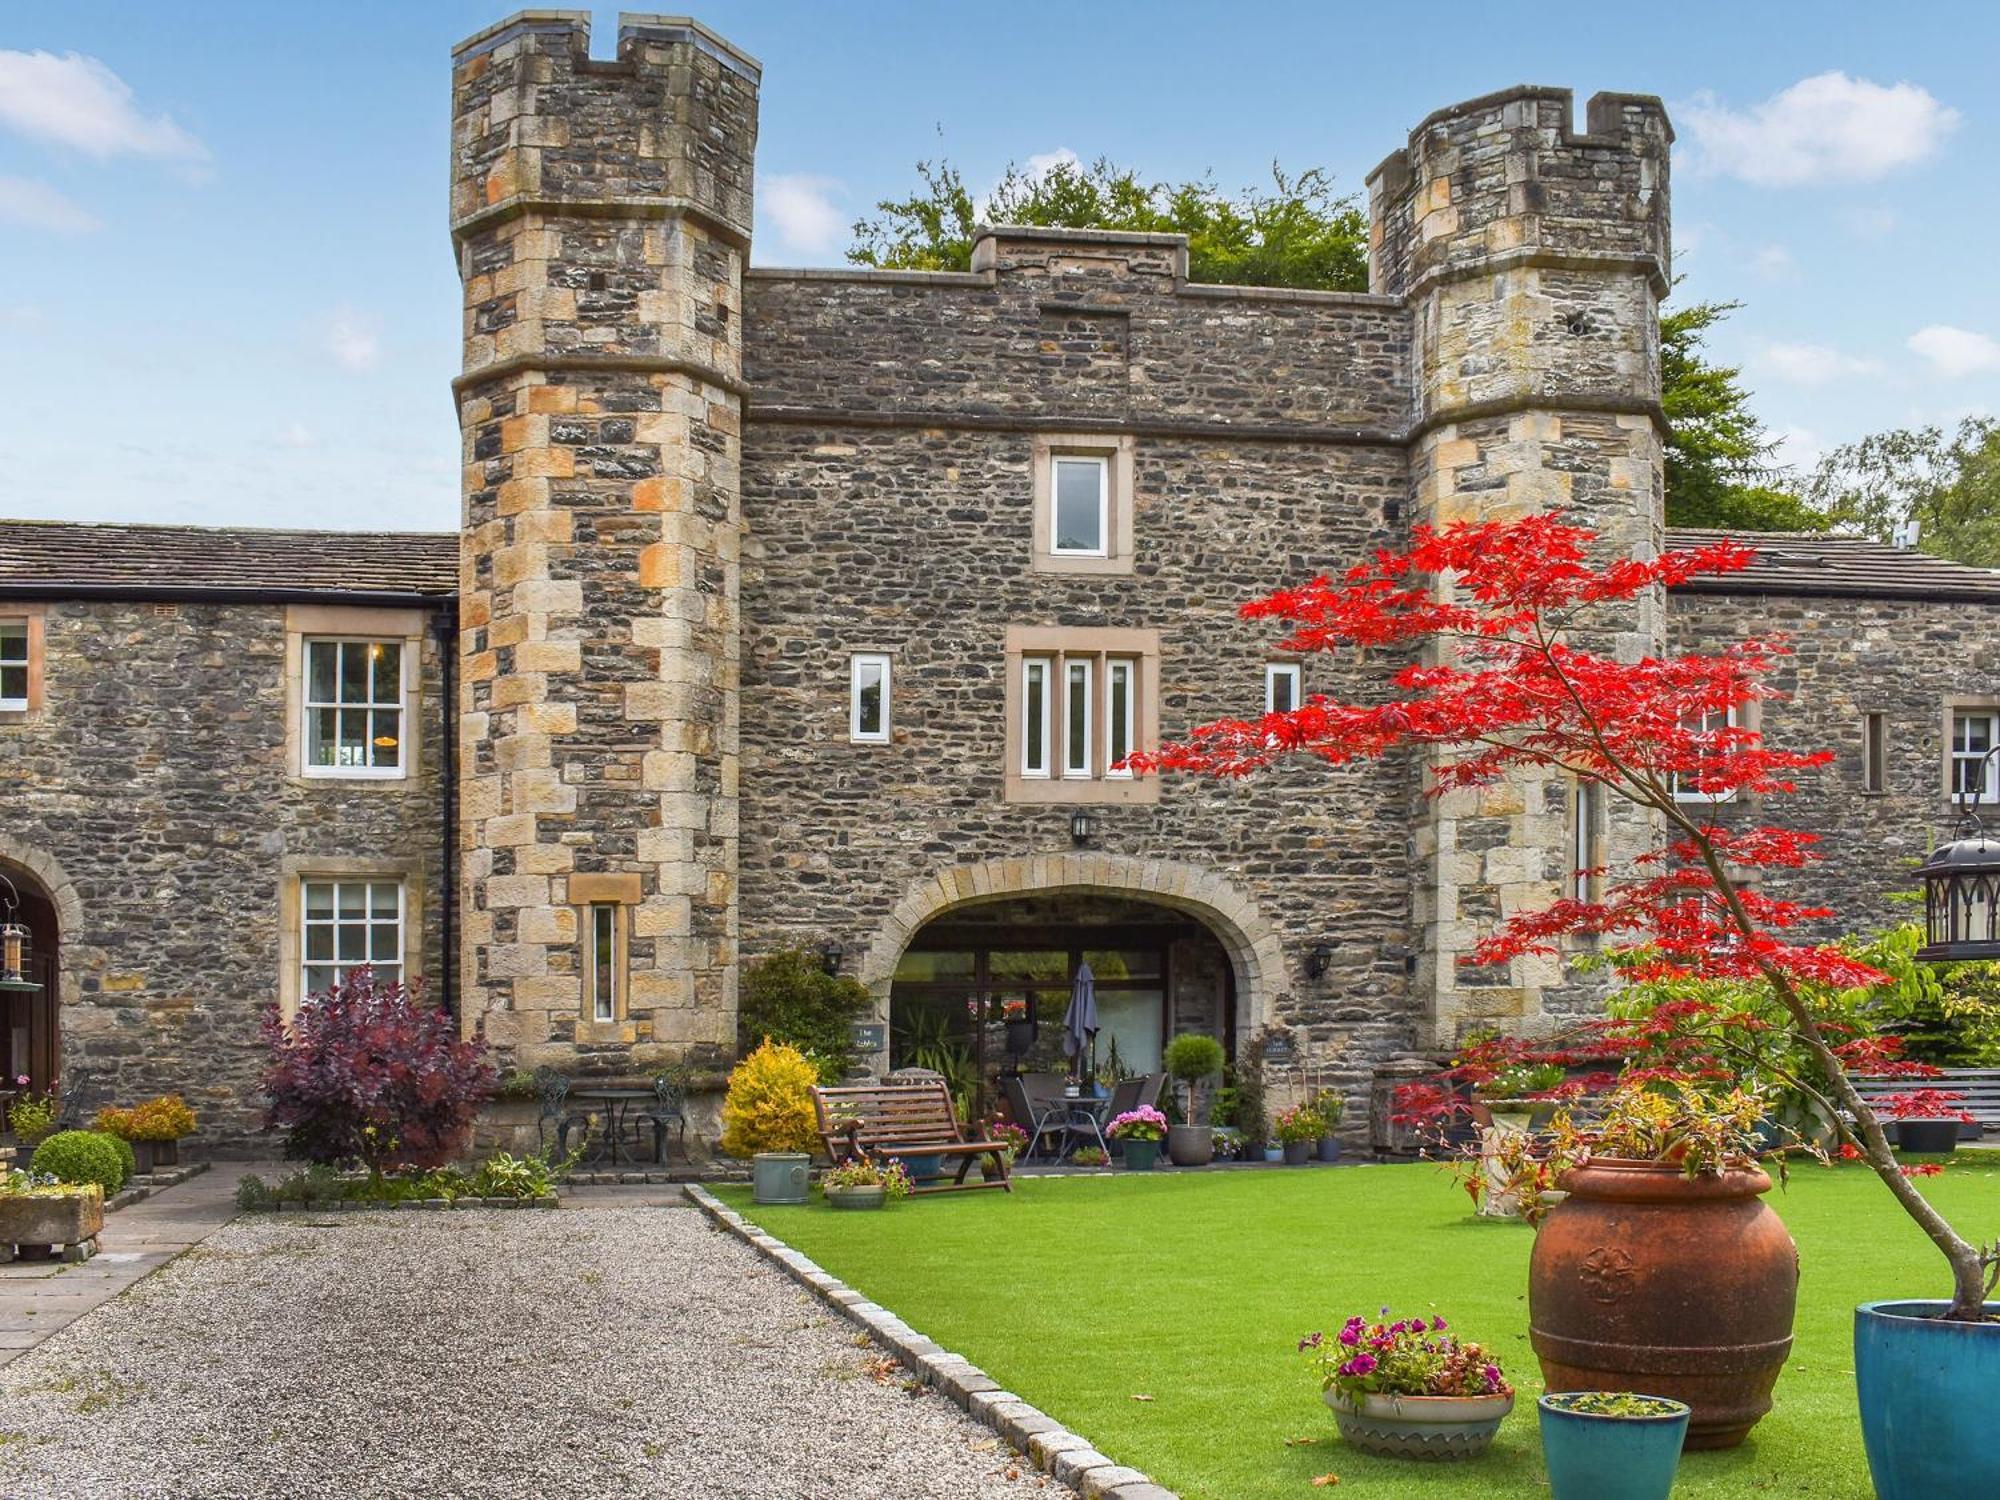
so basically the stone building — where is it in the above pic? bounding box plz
[2,10,1997,1147]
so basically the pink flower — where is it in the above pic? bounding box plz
[1340,1354,1378,1378]
[1483,1364,1502,1388]
[1431,1316,1448,1331]
[1336,1325,1359,1346]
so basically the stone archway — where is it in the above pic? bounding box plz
[858,853,1288,1046]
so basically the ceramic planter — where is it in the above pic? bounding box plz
[1316,1135,1342,1163]
[1530,1159,1797,1449]
[824,1183,886,1211]
[1263,1145,1284,1163]
[1894,1118,1962,1155]
[1855,1299,2000,1499]
[1282,1139,1311,1165]
[1324,1389,1513,1461]
[751,1151,810,1205]
[1538,1393,1690,1500]
[889,1152,945,1184]
[1166,1124,1213,1167]
[1120,1138,1161,1171]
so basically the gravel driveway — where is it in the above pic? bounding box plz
[0,1200,1056,1500]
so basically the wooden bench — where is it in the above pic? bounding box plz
[1853,1069,2000,1142]
[812,1081,1013,1195]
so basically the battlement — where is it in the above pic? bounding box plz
[968,225,1191,284]
[1366,85,1671,299]
[450,10,759,240]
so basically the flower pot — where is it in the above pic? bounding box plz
[1537,1393,1690,1500]
[1120,1138,1161,1172]
[1530,1160,1796,1449]
[130,1140,159,1175]
[152,1137,181,1167]
[1324,1389,1513,1461]
[824,1183,886,1211]
[1282,1139,1311,1166]
[1167,1124,1213,1167]
[1263,1145,1284,1163]
[1895,1118,1962,1155]
[1316,1136,1342,1163]
[1855,1299,2000,1499]
[751,1152,811,1205]
[889,1152,944,1184]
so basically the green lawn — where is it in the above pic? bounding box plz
[716,1162,2000,1499]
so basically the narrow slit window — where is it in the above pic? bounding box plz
[1051,456,1109,556]
[1065,658,1093,777]
[1265,662,1301,716]
[0,621,26,711]
[304,638,405,776]
[1106,659,1135,777]
[849,653,890,743]
[1022,658,1051,777]
[1862,712,1887,794]
[588,903,618,1023]
[1572,780,1597,902]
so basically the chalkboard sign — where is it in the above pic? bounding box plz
[1263,1032,1296,1063]
[850,1022,887,1054]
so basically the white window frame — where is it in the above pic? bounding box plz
[1049,454,1110,558]
[1022,657,1053,778]
[302,636,407,780]
[848,653,891,744]
[1572,779,1597,903]
[1265,662,1301,716]
[299,877,405,1000]
[1105,658,1136,779]
[1951,709,2000,804]
[1064,658,1094,777]
[587,902,619,1023]
[0,619,27,712]
[1671,704,1739,804]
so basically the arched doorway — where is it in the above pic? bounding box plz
[888,894,1238,1118]
[0,862,59,1095]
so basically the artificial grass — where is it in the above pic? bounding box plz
[717,1162,2000,1499]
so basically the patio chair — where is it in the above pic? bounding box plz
[633,1072,688,1164]
[1136,1072,1167,1111]
[1002,1074,1070,1162]
[54,1067,97,1132]
[532,1066,592,1156]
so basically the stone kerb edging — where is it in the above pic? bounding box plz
[107,1159,210,1213]
[683,1186,1178,1500]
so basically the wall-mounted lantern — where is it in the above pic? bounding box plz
[819,939,845,977]
[1306,943,1333,980]
[0,874,40,995]
[1070,809,1097,847]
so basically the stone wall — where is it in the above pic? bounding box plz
[0,601,448,1145]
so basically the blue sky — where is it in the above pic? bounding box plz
[3,2,1997,531]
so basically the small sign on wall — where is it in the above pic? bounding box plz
[850,1022,887,1054]
[1263,1032,1295,1064]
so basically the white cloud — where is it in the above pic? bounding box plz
[0,175,99,233]
[1907,324,2000,379]
[1023,147,1081,182]
[759,173,846,261]
[1755,341,1883,386]
[1751,244,1796,281]
[321,308,382,374]
[0,51,209,174]
[275,422,317,450]
[1681,72,1960,186]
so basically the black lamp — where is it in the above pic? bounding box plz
[1070,809,1096,846]
[0,874,39,995]
[1917,743,2000,962]
[819,939,844,976]
[1306,943,1333,980]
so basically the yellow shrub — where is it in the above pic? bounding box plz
[720,1038,821,1158]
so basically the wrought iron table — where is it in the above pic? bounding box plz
[567,1087,657,1167]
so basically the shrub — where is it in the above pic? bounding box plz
[234,1174,271,1210]
[8,1092,57,1148]
[1309,1088,1346,1132]
[259,968,495,1174]
[738,948,872,1081]
[106,1133,136,1187]
[720,1038,821,1158]
[128,1095,196,1142]
[30,1131,126,1196]
[1164,1033,1227,1123]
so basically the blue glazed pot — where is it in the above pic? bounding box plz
[1537,1394,1689,1500]
[1855,1299,2000,1500]
[891,1152,944,1184]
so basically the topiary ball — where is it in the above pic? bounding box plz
[104,1132,136,1189]
[30,1130,126,1197]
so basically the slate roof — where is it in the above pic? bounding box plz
[0,518,1993,605]
[1665,527,2000,603]
[0,520,458,601]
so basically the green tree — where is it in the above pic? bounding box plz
[737,948,873,1081]
[1659,299,1828,532]
[849,155,1369,293]
[1806,417,2000,566]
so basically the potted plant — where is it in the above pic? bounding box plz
[1538,1391,1691,1500]
[720,1038,821,1204]
[1069,1146,1109,1168]
[1273,1103,1319,1165]
[1263,1142,1285,1163]
[820,1156,910,1211]
[978,1119,1029,1181]
[1311,1088,1346,1162]
[1164,1033,1225,1166]
[1301,1311,1513,1461]
[7,1089,56,1151]
[95,1095,198,1174]
[0,1170,103,1260]
[1474,1061,1566,1129]
[1875,1087,1976,1156]
[1108,1105,1168,1171]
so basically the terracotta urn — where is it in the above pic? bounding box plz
[1529,1159,1797,1449]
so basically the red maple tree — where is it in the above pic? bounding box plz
[1130,514,1996,1318]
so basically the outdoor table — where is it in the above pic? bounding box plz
[566,1087,656,1167]
[1055,1093,1113,1160]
